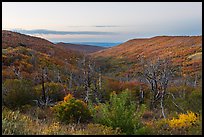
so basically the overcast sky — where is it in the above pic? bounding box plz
[2,2,202,42]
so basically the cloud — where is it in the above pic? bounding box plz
[66,25,121,28]
[12,29,118,35]
[94,25,121,28]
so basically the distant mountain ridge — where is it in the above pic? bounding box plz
[69,42,122,47]
[56,42,106,53]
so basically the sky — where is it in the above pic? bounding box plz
[2,2,202,43]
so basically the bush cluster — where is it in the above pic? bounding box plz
[168,111,199,129]
[52,94,91,123]
[90,89,146,134]
[34,82,67,102]
[3,79,37,108]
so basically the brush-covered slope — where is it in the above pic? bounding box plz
[2,30,55,52]
[2,30,80,59]
[2,30,84,81]
[92,36,202,77]
[56,42,106,54]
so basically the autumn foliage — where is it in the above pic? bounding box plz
[52,94,91,123]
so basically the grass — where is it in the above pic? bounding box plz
[2,107,120,135]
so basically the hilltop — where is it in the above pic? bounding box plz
[2,30,85,81]
[91,36,202,77]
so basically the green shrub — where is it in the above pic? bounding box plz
[182,90,202,113]
[3,79,37,108]
[34,82,67,102]
[52,94,91,123]
[164,85,202,116]
[90,89,146,134]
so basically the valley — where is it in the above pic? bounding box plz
[2,30,202,135]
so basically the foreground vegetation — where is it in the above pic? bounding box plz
[2,86,202,135]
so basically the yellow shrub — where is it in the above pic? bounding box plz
[52,95,91,123]
[168,111,199,129]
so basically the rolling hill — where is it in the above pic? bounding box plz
[91,36,202,77]
[2,30,202,79]
[2,30,85,81]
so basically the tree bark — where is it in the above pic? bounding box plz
[160,91,166,119]
[41,68,46,104]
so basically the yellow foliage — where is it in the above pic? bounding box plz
[42,122,61,135]
[94,105,100,111]
[64,93,73,102]
[168,111,199,129]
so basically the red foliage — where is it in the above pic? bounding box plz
[106,79,147,93]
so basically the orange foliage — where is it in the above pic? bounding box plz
[92,36,202,76]
[107,79,147,93]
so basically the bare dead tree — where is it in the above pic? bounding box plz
[64,59,73,91]
[69,72,73,89]
[98,67,102,90]
[84,59,92,103]
[13,65,22,79]
[57,69,62,83]
[33,67,57,108]
[77,55,90,102]
[41,67,46,104]
[138,57,178,118]
[139,84,144,104]
[76,54,101,103]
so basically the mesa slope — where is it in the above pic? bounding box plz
[91,36,202,76]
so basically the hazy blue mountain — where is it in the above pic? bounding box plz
[67,42,122,47]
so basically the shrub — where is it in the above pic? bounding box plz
[142,110,154,120]
[104,79,139,94]
[144,118,170,135]
[142,112,202,135]
[2,69,16,80]
[3,79,37,108]
[164,86,202,115]
[90,89,146,134]
[34,82,67,102]
[182,90,202,113]
[168,111,199,129]
[52,94,91,123]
